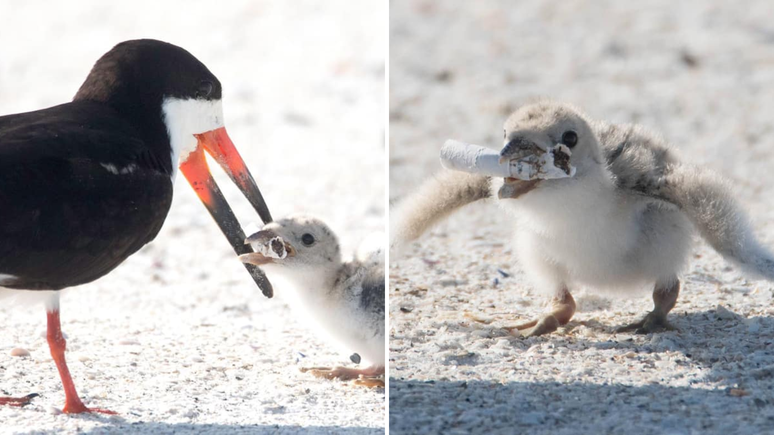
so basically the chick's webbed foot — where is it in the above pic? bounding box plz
[508,315,561,337]
[353,377,385,388]
[617,278,680,335]
[300,366,384,388]
[506,287,575,337]
[616,311,676,334]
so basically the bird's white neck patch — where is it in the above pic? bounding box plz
[161,97,225,180]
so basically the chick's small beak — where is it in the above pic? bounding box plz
[244,229,280,245]
[238,252,272,266]
[498,137,545,164]
[239,229,295,266]
[497,136,545,199]
[498,178,540,199]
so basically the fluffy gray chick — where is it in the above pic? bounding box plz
[241,214,384,387]
[392,100,774,337]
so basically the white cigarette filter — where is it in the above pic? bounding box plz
[439,139,576,181]
[251,235,288,259]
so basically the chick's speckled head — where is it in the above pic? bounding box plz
[502,102,604,175]
[498,101,606,199]
[240,214,341,270]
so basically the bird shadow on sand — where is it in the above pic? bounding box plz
[22,422,381,435]
[390,309,774,434]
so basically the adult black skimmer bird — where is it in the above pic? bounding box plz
[0,39,273,414]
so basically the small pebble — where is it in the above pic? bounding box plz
[715,305,739,321]
[9,348,30,357]
[48,406,63,415]
[493,338,511,349]
[118,339,140,346]
[750,365,774,379]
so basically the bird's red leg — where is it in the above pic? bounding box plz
[46,309,116,415]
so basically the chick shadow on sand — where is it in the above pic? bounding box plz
[23,422,381,435]
[389,310,774,434]
[389,377,774,435]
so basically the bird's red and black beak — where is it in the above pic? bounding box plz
[179,126,274,298]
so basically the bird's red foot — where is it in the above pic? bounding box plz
[0,393,39,407]
[62,400,117,415]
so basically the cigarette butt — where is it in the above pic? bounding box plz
[440,140,511,178]
[439,139,575,180]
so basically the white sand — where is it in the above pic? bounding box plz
[390,1,774,433]
[0,1,385,433]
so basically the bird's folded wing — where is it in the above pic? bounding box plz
[0,102,173,290]
[0,101,163,170]
[597,121,680,209]
[359,265,385,316]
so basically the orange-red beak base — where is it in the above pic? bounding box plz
[195,127,273,224]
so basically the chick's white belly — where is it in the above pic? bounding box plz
[329,299,385,364]
[514,205,693,293]
[294,295,385,365]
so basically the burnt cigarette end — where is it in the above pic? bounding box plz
[552,147,572,175]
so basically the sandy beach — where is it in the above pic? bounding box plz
[0,1,385,433]
[389,1,774,433]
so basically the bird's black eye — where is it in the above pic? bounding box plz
[561,130,578,148]
[196,80,213,99]
[301,233,316,246]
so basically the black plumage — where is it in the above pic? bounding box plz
[0,102,173,289]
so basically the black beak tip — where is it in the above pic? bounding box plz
[244,263,273,298]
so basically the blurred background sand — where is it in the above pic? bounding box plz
[390,1,774,433]
[0,1,385,433]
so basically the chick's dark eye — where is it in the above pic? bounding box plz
[301,233,315,246]
[196,80,213,98]
[561,130,578,148]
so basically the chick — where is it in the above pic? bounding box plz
[241,215,384,387]
[392,101,774,336]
